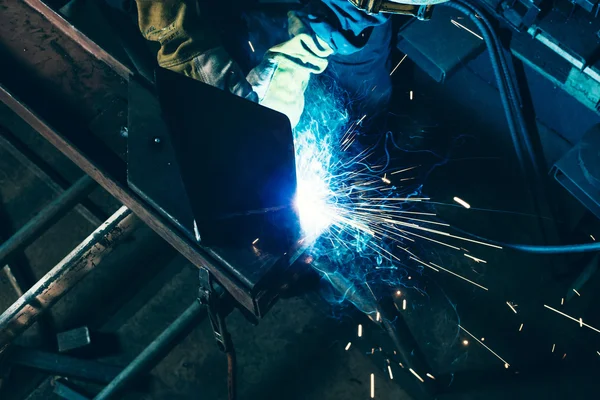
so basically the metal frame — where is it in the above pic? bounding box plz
[0,85,259,316]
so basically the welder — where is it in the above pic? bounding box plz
[134,0,446,128]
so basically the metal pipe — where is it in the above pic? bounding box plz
[94,301,206,400]
[0,175,97,265]
[2,265,24,297]
[9,346,122,384]
[0,130,103,226]
[0,206,137,353]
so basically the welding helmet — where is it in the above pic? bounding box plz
[349,0,449,20]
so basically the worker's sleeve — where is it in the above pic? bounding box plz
[294,0,389,56]
[135,0,257,100]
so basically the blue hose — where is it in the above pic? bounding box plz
[508,242,600,254]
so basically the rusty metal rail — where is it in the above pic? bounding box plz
[0,206,138,353]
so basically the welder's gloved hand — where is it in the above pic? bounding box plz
[136,0,257,101]
[247,12,333,128]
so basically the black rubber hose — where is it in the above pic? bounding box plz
[453,0,544,181]
[442,1,528,177]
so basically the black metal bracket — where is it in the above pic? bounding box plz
[198,268,233,353]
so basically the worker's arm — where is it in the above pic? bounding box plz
[298,0,389,56]
[247,0,389,127]
[135,0,256,101]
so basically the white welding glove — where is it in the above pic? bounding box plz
[247,12,334,128]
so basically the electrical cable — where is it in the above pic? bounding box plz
[507,242,600,254]
[442,0,558,245]
[455,0,545,181]
[442,1,528,176]
[227,350,237,400]
[447,223,600,254]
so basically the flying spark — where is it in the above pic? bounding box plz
[426,373,436,380]
[459,325,510,367]
[552,343,555,353]
[450,19,484,40]
[252,238,259,245]
[453,197,471,209]
[409,368,425,383]
[519,323,523,332]
[402,299,407,310]
[370,373,375,398]
[376,311,381,322]
[345,342,352,351]
[387,365,394,380]
[561,298,564,305]
[543,304,600,333]
[409,90,413,100]
[390,54,408,76]
[248,41,255,52]
[358,324,363,337]
[462,339,469,346]
[573,288,581,296]
[591,235,596,241]
[506,302,518,314]
[464,253,487,263]
[430,262,488,291]
[391,166,419,175]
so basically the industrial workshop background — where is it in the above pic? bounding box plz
[1,0,600,399]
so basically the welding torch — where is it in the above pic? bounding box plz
[348,0,448,20]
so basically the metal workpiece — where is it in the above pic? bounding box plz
[0,206,138,353]
[57,326,92,353]
[0,175,97,266]
[94,301,206,400]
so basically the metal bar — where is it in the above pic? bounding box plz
[54,379,91,400]
[0,175,96,265]
[94,301,206,400]
[22,0,132,80]
[0,206,137,353]
[0,130,103,227]
[0,85,256,315]
[2,265,24,297]
[8,346,121,384]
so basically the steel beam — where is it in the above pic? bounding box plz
[0,206,138,353]
[22,0,131,80]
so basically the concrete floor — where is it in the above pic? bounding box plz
[2,1,600,399]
